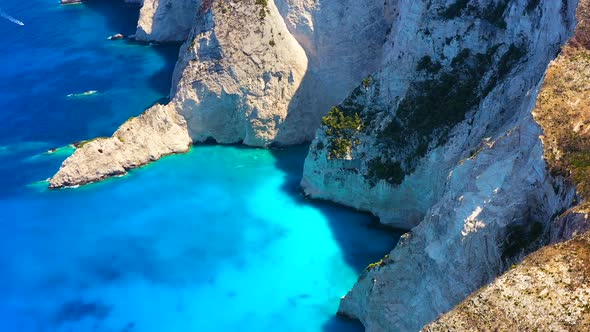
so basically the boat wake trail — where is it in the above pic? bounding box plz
[0,9,24,26]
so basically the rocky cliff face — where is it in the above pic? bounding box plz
[423,4,590,329]
[299,0,579,330]
[168,0,309,146]
[302,0,576,228]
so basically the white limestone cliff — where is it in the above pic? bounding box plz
[303,0,577,228]
[300,0,579,330]
[336,109,577,331]
[166,0,394,146]
[168,0,309,146]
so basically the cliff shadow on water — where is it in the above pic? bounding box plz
[269,145,403,331]
[84,0,182,105]
[83,0,141,36]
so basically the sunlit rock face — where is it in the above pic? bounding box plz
[135,0,200,42]
[168,0,395,146]
[49,104,191,188]
[132,0,395,146]
[168,0,309,147]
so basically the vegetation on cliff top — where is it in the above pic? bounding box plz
[424,231,590,331]
[366,254,391,272]
[534,45,590,207]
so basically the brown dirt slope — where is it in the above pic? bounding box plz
[423,231,590,332]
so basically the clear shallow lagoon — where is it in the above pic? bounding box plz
[0,1,400,331]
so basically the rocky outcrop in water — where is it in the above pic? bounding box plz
[49,104,190,188]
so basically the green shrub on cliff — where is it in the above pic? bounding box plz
[322,107,363,159]
[377,43,526,172]
[439,0,510,29]
[416,55,442,73]
[255,0,268,19]
[366,158,405,186]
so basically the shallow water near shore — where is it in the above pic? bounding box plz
[0,1,400,331]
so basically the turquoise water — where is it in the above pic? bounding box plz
[0,1,400,331]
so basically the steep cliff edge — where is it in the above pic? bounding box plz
[540,43,590,241]
[533,0,590,241]
[422,3,590,329]
[422,231,590,331]
[298,0,579,330]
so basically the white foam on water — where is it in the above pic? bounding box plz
[0,10,24,26]
[66,90,99,98]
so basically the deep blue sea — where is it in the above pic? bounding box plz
[0,1,400,331]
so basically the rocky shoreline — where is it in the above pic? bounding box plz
[49,105,191,188]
